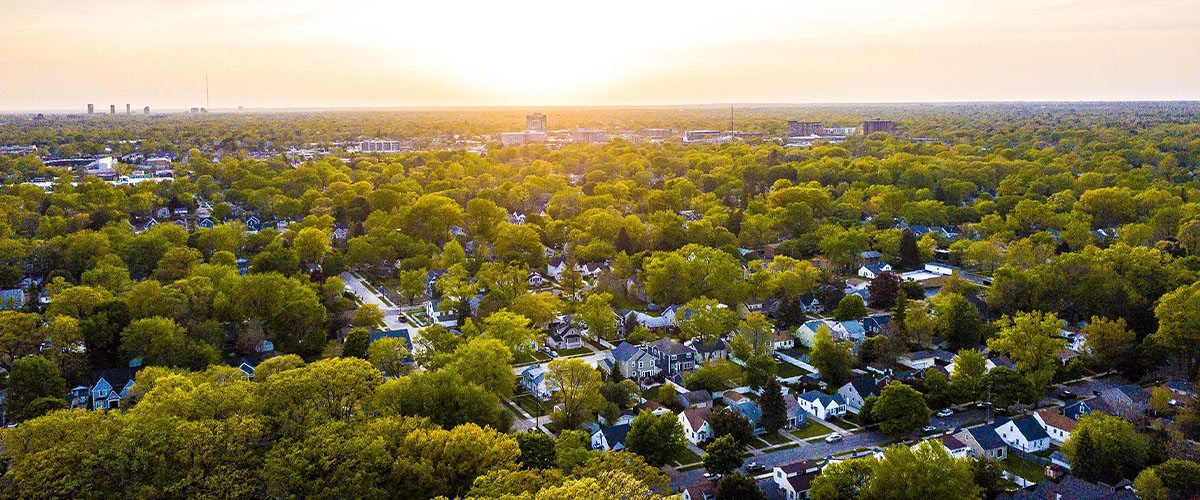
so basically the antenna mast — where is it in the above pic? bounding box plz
[729,105,734,132]
[205,73,210,110]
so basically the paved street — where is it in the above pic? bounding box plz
[340,272,422,350]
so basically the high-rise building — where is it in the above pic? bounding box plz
[861,119,897,136]
[144,106,150,114]
[787,121,823,137]
[109,104,116,115]
[126,104,131,114]
[526,113,547,132]
[87,104,94,114]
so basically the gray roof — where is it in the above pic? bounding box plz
[1009,415,1051,442]
[967,425,1007,450]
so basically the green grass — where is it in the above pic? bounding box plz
[1002,456,1047,483]
[674,448,703,466]
[776,361,811,378]
[762,432,791,445]
[584,337,607,350]
[556,346,592,357]
[513,351,552,364]
[749,437,772,449]
[790,420,834,440]
[510,395,548,417]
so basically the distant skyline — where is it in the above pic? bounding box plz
[2,0,1199,111]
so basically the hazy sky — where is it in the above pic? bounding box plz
[2,0,1198,110]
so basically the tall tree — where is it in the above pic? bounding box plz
[759,378,787,434]
[709,407,755,447]
[987,311,1067,395]
[949,349,987,403]
[624,410,686,467]
[1063,413,1148,484]
[715,473,766,500]
[811,326,852,388]
[7,355,66,422]
[897,229,922,270]
[703,435,745,476]
[867,272,901,309]
[871,381,931,438]
[546,358,605,431]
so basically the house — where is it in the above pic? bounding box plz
[729,399,764,431]
[782,394,808,429]
[646,338,697,376]
[546,327,583,350]
[838,378,882,413]
[528,271,545,287]
[226,356,258,379]
[90,367,142,410]
[924,262,958,276]
[244,215,261,231]
[197,218,215,229]
[860,250,884,265]
[1100,385,1150,418]
[679,407,714,444]
[796,319,832,348]
[1034,408,1076,445]
[682,480,716,500]
[772,330,796,351]
[1063,397,1116,420]
[425,299,459,327]
[857,263,893,280]
[577,262,606,279]
[897,350,936,370]
[173,207,189,218]
[546,258,568,281]
[624,310,674,331]
[954,425,1008,460]
[1163,378,1196,399]
[941,435,971,459]
[155,207,171,219]
[834,320,867,346]
[795,390,846,420]
[520,364,555,401]
[688,338,729,362]
[722,390,749,406]
[678,390,713,409]
[507,212,526,225]
[995,416,1051,453]
[798,292,821,312]
[0,288,25,310]
[610,342,659,379]
[590,422,630,451]
[773,460,821,500]
[860,314,892,334]
[1005,476,1139,500]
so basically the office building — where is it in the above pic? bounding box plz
[126,104,131,114]
[572,129,608,144]
[787,121,823,138]
[144,106,150,114]
[109,104,116,115]
[87,104,94,114]
[526,113,547,133]
[360,140,410,153]
[501,131,547,147]
[861,119,897,136]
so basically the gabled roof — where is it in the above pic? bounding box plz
[681,407,712,431]
[649,338,693,356]
[681,390,712,405]
[845,378,881,399]
[91,366,141,391]
[1114,384,1150,403]
[598,422,631,447]
[942,434,969,451]
[1006,416,1051,442]
[1036,408,1077,432]
[966,425,1006,450]
[612,342,647,362]
[798,390,845,408]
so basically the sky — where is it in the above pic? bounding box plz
[1,0,1198,111]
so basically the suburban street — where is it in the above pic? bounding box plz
[340,272,421,348]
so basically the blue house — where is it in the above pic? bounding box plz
[90,367,142,410]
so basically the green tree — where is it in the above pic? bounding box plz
[980,366,1035,409]
[949,349,987,402]
[987,311,1066,395]
[833,294,867,321]
[546,358,605,431]
[811,326,852,388]
[897,229,922,270]
[342,327,370,359]
[1063,412,1148,484]
[7,356,66,422]
[810,457,874,500]
[703,435,745,476]
[577,292,618,341]
[677,297,739,342]
[294,227,330,264]
[445,337,516,398]
[871,381,931,438]
[932,292,983,352]
[397,268,427,305]
[367,336,410,377]
[709,407,754,447]
[624,410,687,467]
[514,431,557,470]
[970,457,1007,500]
[1151,281,1200,373]
[759,378,787,434]
[1081,316,1135,372]
[1149,459,1200,498]
[861,442,981,500]
[715,473,766,500]
[374,370,506,431]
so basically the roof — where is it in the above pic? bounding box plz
[989,356,1018,370]
[1164,378,1196,395]
[1005,475,1137,500]
[682,390,712,404]
[685,480,715,500]
[723,390,746,402]
[942,435,969,450]
[681,407,712,432]
[777,459,819,476]
[845,378,881,399]
[649,338,693,356]
[611,342,646,362]
[1036,408,1077,432]
[860,250,883,259]
[967,425,1007,450]
[598,423,631,446]
[1115,384,1150,403]
[1008,416,1051,442]
[798,390,845,408]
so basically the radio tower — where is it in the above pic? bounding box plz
[205,73,210,111]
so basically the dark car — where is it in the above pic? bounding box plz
[744,462,766,473]
[1059,390,1076,400]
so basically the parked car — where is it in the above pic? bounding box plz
[936,408,954,418]
[975,401,992,408]
[825,433,843,443]
[744,462,766,473]
[397,315,408,323]
[921,425,937,433]
[703,472,723,481]
[1059,390,1077,400]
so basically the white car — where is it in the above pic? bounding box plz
[936,408,954,418]
[824,433,843,443]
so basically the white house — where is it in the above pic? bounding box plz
[1033,408,1076,445]
[940,435,971,459]
[679,407,714,444]
[924,262,958,275]
[995,416,1051,453]
[796,390,847,420]
[520,364,555,401]
[797,320,835,348]
[857,263,893,280]
[897,351,936,370]
[772,330,796,351]
[773,460,821,500]
[546,258,568,281]
[837,379,882,413]
[590,422,630,451]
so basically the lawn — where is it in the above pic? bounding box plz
[765,442,800,452]
[557,346,592,357]
[510,395,549,417]
[678,463,705,472]
[674,448,703,466]
[762,432,791,445]
[1002,456,1047,483]
[776,361,811,378]
[790,420,833,440]
[749,437,772,449]
[584,337,608,351]
[832,412,860,428]
[513,351,552,365]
